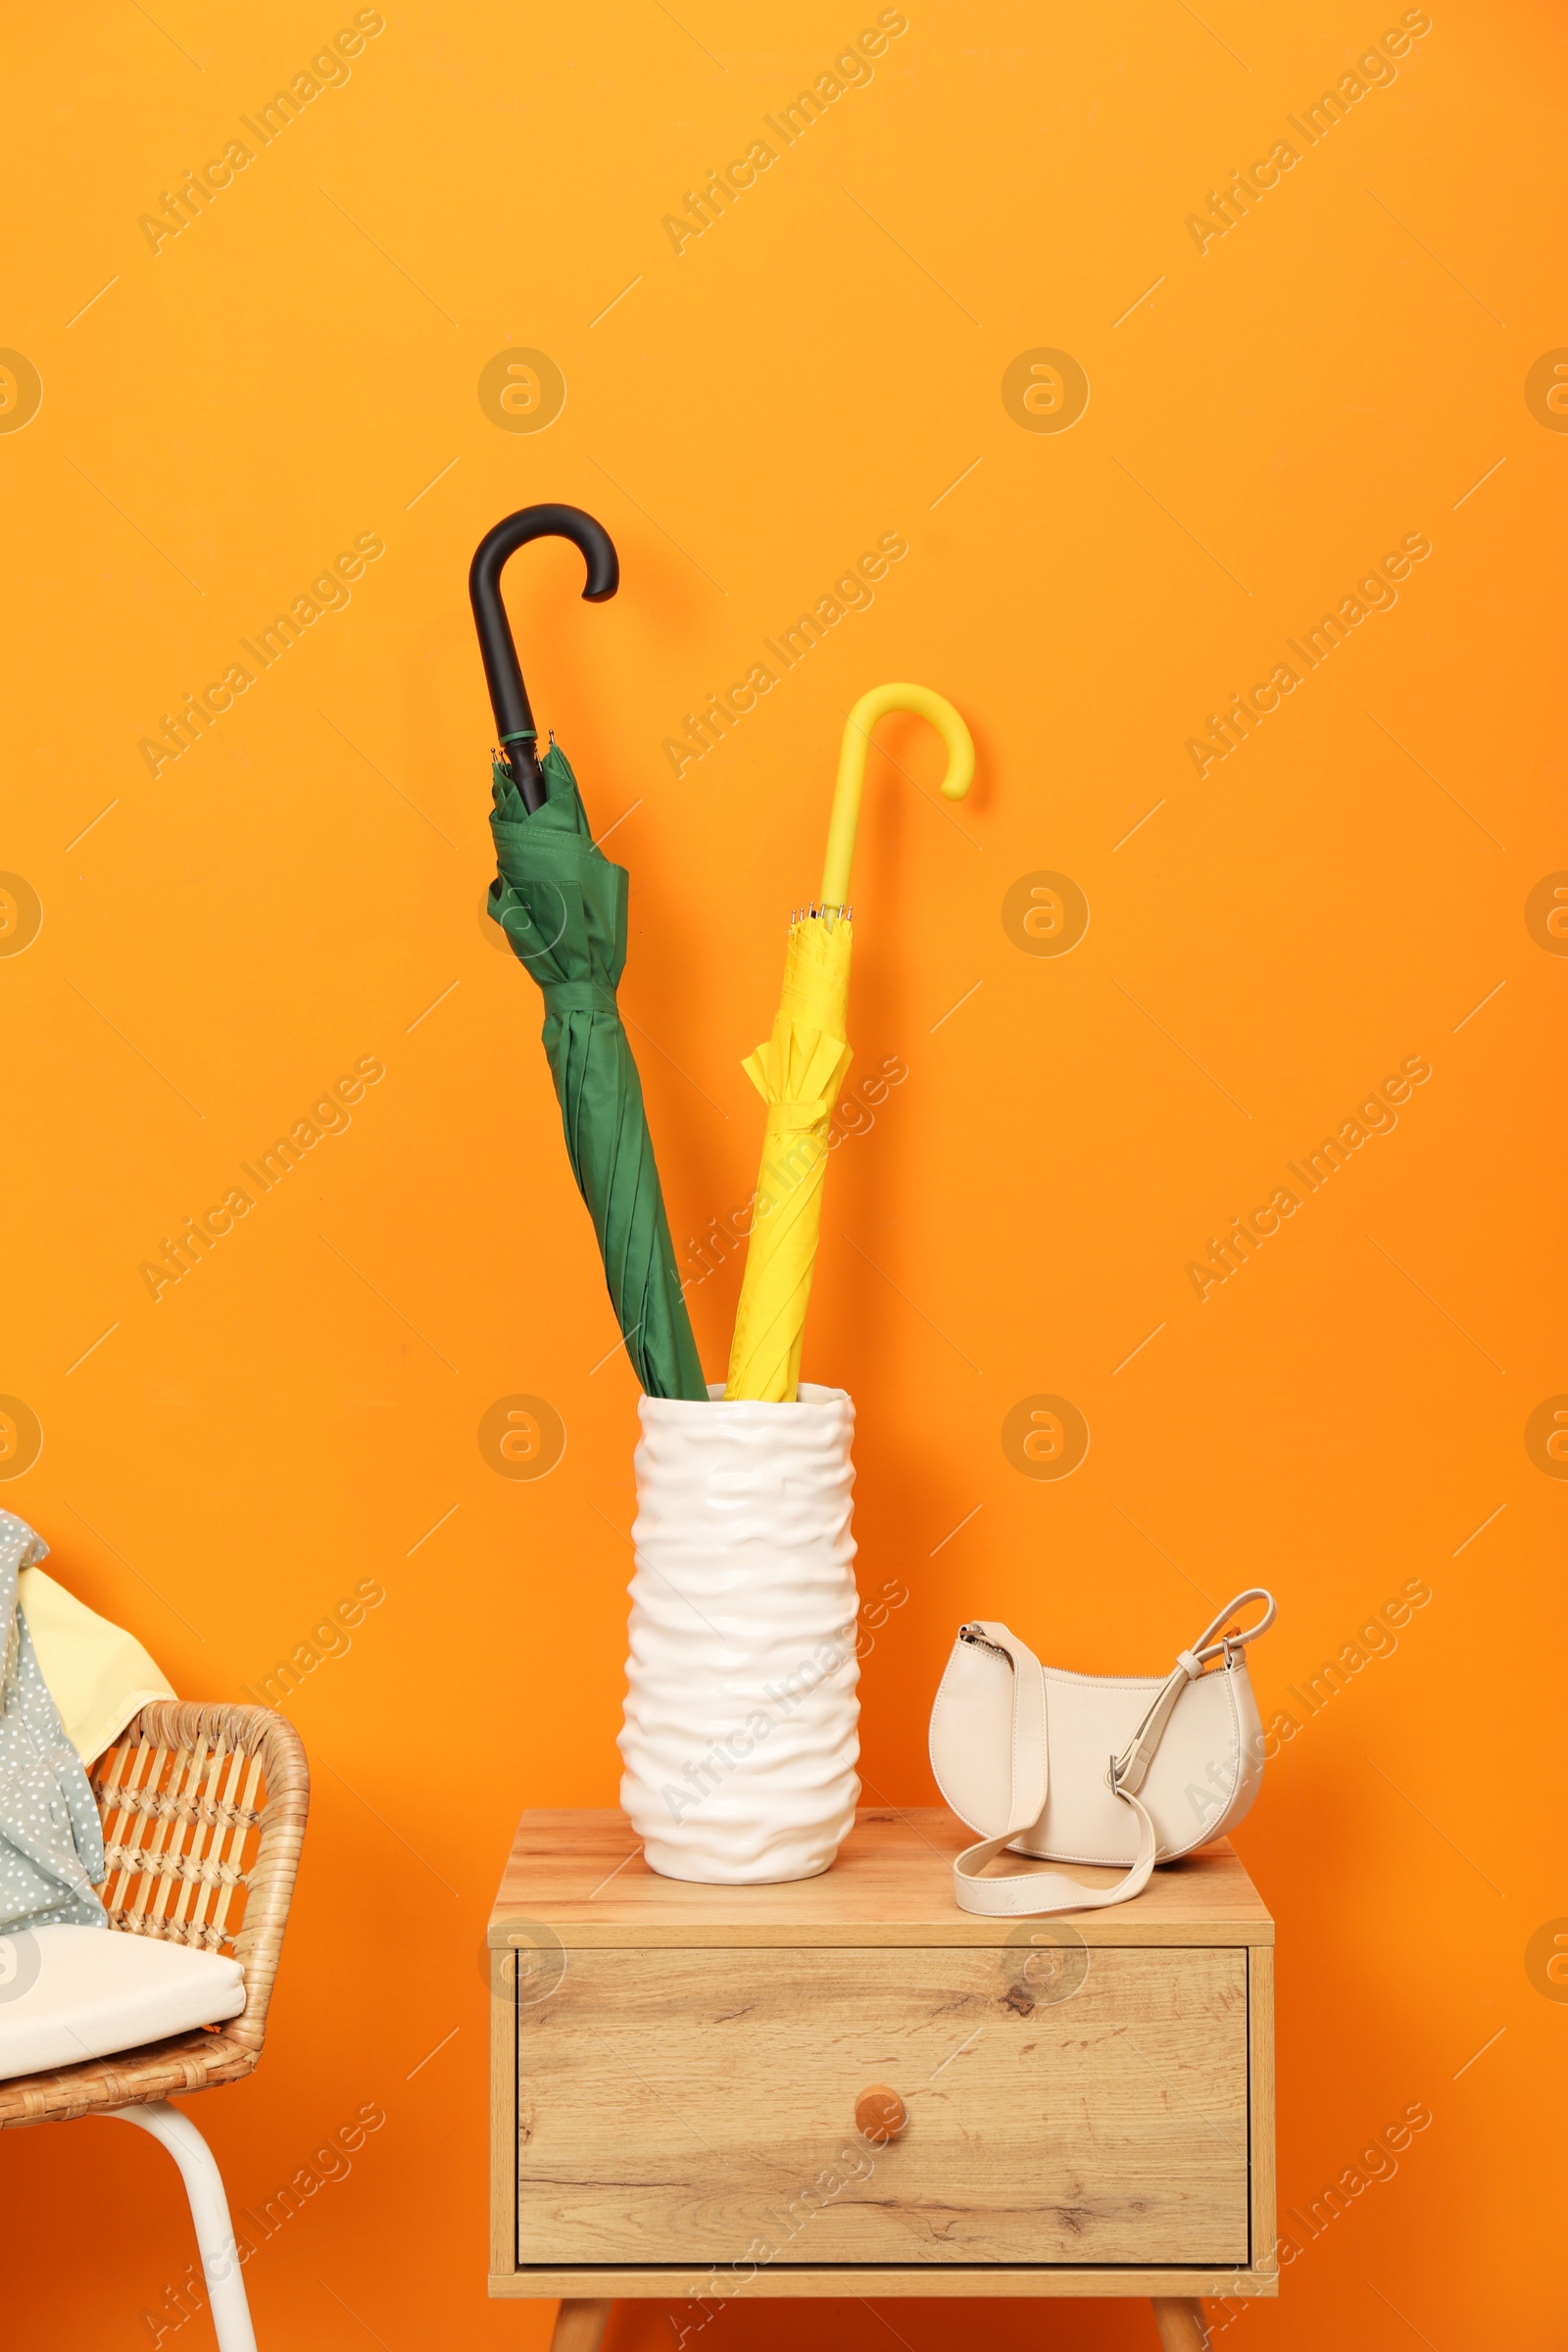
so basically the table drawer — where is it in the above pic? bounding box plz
[515,1943,1250,2268]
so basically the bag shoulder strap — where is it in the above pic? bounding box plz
[951,1589,1275,1919]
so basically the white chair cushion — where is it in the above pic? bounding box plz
[0,1923,245,2082]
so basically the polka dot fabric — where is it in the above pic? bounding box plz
[0,1514,106,1936]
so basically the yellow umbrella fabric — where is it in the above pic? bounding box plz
[725,683,974,1402]
[724,911,854,1402]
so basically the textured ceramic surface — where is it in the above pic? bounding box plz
[618,1384,861,1883]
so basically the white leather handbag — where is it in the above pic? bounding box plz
[928,1590,1276,1916]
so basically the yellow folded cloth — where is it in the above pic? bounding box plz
[18,1567,175,1767]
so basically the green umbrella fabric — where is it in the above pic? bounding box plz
[489,741,707,1401]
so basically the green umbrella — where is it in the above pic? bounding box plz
[474,508,707,1401]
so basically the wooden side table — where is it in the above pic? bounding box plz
[488,1808,1277,2349]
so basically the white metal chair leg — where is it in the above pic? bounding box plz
[105,2099,258,2352]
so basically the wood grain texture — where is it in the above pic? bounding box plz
[1152,2299,1212,2349]
[549,2300,612,2351]
[489,1808,1275,1949]
[491,2268,1278,2301]
[1249,1944,1277,2274]
[514,1944,1250,2268]
[490,1945,517,2278]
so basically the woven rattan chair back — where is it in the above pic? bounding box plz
[0,1700,308,2129]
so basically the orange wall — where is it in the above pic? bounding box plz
[3,2,1563,2345]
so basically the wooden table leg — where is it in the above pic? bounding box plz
[1152,2300,1210,2351]
[550,2300,612,2352]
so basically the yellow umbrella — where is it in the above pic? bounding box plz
[724,683,975,1401]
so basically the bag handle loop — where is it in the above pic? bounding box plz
[1186,1586,1276,1667]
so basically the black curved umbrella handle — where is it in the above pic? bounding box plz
[468,503,619,812]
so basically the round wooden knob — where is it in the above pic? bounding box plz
[855,2084,908,2143]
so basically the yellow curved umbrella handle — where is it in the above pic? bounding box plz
[820,682,974,909]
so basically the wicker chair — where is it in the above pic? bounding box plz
[0,1701,309,2351]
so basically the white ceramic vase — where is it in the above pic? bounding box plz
[617,1383,861,1884]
